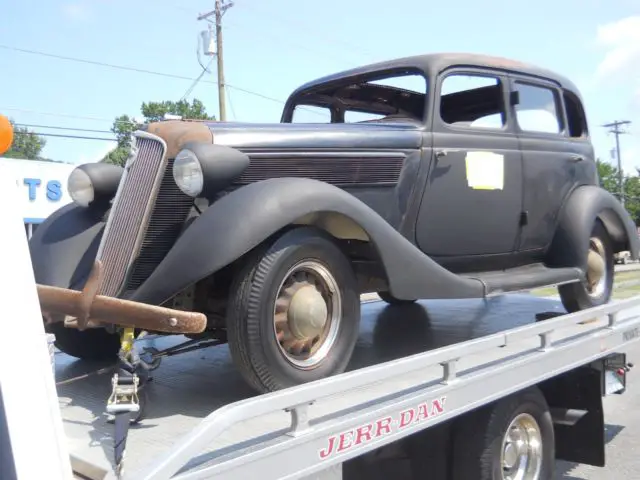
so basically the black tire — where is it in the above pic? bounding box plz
[377,290,416,305]
[558,220,614,313]
[226,226,361,393]
[451,387,555,480]
[46,321,120,361]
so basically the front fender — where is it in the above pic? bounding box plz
[546,185,640,270]
[29,203,107,290]
[131,178,486,305]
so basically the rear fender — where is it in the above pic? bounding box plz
[130,178,486,305]
[29,203,106,290]
[546,185,640,270]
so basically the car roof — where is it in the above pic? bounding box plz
[289,52,582,101]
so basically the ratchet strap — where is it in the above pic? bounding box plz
[112,358,137,475]
[107,328,141,477]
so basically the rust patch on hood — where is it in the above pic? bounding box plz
[145,120,214,159]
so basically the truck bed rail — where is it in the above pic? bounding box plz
[121,297,640,480]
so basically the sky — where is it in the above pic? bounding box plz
[1,0,639,172]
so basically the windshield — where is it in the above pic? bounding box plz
[284,70,428,124]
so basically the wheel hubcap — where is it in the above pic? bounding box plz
[500,413,543,480]
[273,261,341,369]
[586,237,608,298]
[288,285,328,339]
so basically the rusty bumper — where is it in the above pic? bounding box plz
[37,261,207,334]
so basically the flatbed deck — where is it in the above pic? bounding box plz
[56,294,639,479]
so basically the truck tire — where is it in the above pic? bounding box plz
[377,290,416,305]
[558,220,614,313]
[450,387,555,480]
[46,321,120,361]
[226,226,361,393]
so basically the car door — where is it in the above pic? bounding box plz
[509,76,594,252]
[415,68,524,258]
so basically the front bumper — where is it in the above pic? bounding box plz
[37,260,207,334]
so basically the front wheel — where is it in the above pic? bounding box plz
[46,321,120,361]
[226,227,361,393]
[558,220,614,313]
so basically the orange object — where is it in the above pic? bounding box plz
[0,114,14,155]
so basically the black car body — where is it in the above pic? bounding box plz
[31,52,640,392]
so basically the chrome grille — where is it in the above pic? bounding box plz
[96,134,168,297]
[123,158,194,295]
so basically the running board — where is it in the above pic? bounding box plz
[463,264,584,297]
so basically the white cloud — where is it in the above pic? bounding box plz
[595,16,640,80]
[61,3,92,21]
[591,16,640,173]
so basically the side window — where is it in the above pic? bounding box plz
[514,82,562,134]
[439,74,505,129]
[563,91,588,138]
[291,105,331,123]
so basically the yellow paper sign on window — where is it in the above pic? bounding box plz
[465,151,504,190]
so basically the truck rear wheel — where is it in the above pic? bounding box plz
[46,321,120,361]
[226,227,361,393]
[450,387,555,480]
[558,221,614,313]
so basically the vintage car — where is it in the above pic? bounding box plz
[30,52,640,394]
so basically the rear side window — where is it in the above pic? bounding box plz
[563,90,588,138]
[513,82,562,134]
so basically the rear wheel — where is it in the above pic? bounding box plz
[226,227,361,393]
[451,387,555,480]
[558,220,614,313]
[46,321,120,361]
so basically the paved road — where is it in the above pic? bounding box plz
[555,339,640,479]
[615,262,640,273]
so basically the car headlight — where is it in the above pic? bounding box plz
[173,149,203,197]
[67,167,94,207]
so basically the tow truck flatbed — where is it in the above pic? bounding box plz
[56,293,640,480]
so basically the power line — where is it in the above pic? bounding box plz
[14,123,112,134]
[0,44,294,108]
[20,132,117,142]
[602,119,632,207]
[1,107,136,125]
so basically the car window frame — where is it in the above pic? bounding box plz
[506,75,568,139]
[432,67,514,136]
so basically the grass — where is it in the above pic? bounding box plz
[529,268,640,300]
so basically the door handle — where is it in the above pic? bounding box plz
[435,150,447,158]
[569,155,584,163]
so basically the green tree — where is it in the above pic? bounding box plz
[102,99,215,167]
[2,121,47,160]
[596,158,621,194]
[623,175,640,225]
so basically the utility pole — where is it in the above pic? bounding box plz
[198,0,234,121]
[602,120,632,207]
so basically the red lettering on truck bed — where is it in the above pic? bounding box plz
[318,396,447,460]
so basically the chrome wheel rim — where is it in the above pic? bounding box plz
[272,260,341,369]
[586,237,608,298]
[500,413,543,480]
